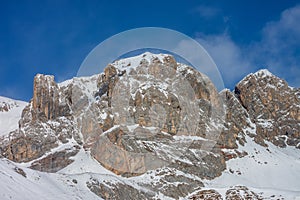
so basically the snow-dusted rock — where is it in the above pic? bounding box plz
[0,96,27,136]
[235,69,300,148]
[0,54,299,199]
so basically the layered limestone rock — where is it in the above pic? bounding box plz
[188,189,223,200]
[87,178,155,200]
[214,89,263,161]
[219,90,249,149]
[32,74,72,121]
[0,130,57,162]
[87,53,226,180]
[0,52,299,199]
[30,145,80,172]
[0,74,80,166]
[235,69,300,148]
[32,74,60,121]
[225,185,263,200]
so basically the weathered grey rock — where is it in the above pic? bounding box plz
[137,168,204,199]
[87,178,154,200]
[0,127,58,162]
[0,74,80,165]
[188,186,264,200]
[14,167,27,178]
[218,89,249,149]
[225,185,263,200]
[0,101,16,112]
[30,146,80,173]
[86,56,227,180]
[188,189,222,200]
[32,74,60,121]
[234,69,300,148]
[0,53,299,200]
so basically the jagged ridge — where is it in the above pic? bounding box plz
[0,53,299,199]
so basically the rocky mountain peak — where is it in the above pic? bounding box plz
[236,68,290,93]
[112,52,177,71]
[0,53,299,199]
[235,68,299,148]
[79,53,226,180]
[253,68,273,77]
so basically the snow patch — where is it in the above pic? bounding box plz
[205,135,300,198]
[254,69,273,78]
[0,96,27,136]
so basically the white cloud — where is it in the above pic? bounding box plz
[172,39,225,91]
[197,33,253,88]
[197,5,300,88]
[254,5,300,87]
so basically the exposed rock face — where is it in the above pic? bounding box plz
[32,74,60,121]
[235,69,300,148]
[135,168,205,199]
[32,74,73,122]
[87,178,154,200]
[0,53,299,199]
[187,186,263,200]
[225,186,263,200]
[0,131,57,162]
[0,99,18,112]
[30,145,80,173]
[188,189,223,200]
[0,74,81,167]
[216,89,253,160]
[219,90,250,149]
[87,53,226,180]
[0,103,10,112]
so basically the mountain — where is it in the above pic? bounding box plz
[0,96,27,136]
[0,52,299,199]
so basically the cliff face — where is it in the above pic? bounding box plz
[0,74,79,165]
[0,53,299,199]
[234,69,300,148]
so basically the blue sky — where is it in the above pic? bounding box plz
[0,0,299,101]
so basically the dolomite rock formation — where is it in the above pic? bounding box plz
[235,69,300,148]
[0,74,80,163]
[0,52,299,199]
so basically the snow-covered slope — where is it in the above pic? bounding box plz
[112,52,168,72]
[0,96,27,136]
[1,137,300,199]
[0,155,101,200]
[0,148,172,200]
[0,53,299,199]
[205,135,300,199]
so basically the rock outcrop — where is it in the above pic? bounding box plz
[235,69,300,148]
[0,53,299,199]
[87,178,155,200]
[30,145,80,173]
[0,74,80,167]
[0,99,17,112]
[188,189,223,200]
[32,74,60,121]
[86,53,226,181]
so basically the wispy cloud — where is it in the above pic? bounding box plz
[197,5,300,89]
[197,33,253,89]
[253,5,300,87]
[192,5,221,19]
